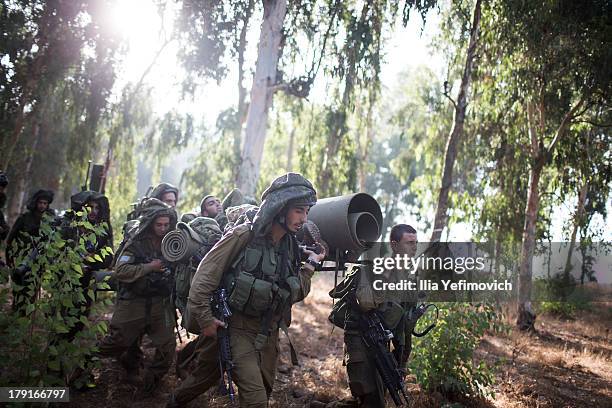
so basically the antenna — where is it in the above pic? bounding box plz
[82,160,92,191]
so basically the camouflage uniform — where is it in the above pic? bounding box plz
[98,199,177,390]
[121,183,179,372]
[329,262,417,408]
[7,190,56,311]
[170,173,318,407]
[59,191,114,342]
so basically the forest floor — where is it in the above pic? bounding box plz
[69,274,612,408]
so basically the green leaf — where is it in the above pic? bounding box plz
[26,303,35,315]
[48,359,61,371]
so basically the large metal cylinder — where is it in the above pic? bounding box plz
[308,193,383,254]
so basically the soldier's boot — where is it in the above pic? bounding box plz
[119,352,141,384]
[165,393,186,408]
[142,370,160,396]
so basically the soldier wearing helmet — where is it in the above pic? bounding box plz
[97,198,177,395]
[168,173,326,408]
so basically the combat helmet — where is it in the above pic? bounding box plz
[150,182,179,205]
[125,198,177,241]
[252,173,317,237]
[26,189,54,211]
[70,190,111,224]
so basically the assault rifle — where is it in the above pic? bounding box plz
[212,288,235,403]
[346,288,410,407]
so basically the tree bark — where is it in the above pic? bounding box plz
[286,126,295,171]
[359,90,376,191]
[430,0,481,242]
[517,97,586,331]
[237,0,287,196]
[563,180,588,281]
[233,0,255,184]
[516,160,543,331]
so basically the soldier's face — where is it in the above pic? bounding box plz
[161,192,177,208]
[36,199,49,213]
[285,205,309,233]
[86,201,100,222]
[391,233,418,257]
[153,216,171,238]
[202,197,221,218]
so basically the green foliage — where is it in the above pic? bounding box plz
[0,213,111,387]
[410,303,506,398]
[534,274,596,317]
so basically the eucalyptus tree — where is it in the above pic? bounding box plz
[0,0,122,217]
[430,0,481,242]
[176,0,437,197]
[479,0,611,330]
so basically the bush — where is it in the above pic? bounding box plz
[409,302,506,399]
[534,274,594,318]
[0,212,113,387]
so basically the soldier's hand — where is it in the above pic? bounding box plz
[148,259,164,272]
[202,318,226,338]
[302,242,326,263]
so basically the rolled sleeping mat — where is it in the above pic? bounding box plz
[308,193,383,256]
[162,229,201,263]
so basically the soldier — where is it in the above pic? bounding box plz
[167,173,326,408]
[200,194,228,230]
[97,198,177,394]
[121,182,180,368]
[0,171,9,243]
[60,190,114,341]
[313,224,419,408]
[6,189,56,311]
[150,182,179,208]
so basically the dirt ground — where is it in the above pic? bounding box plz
[69,274,612,408]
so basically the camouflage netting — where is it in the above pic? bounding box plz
[252,173,317,237]
[123,198,177,244]
[70,190,111,223]
[26,189,54,211]
[187,217,223,244]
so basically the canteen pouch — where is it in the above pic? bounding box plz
[228,271,256,314]
[285,275,303,304]
[228,271,274,317]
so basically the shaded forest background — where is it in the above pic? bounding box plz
[0,0,611,404]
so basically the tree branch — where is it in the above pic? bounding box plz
[547,94,588,155]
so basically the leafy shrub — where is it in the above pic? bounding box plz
[0,212,113,387]
[534,274,594,317]
[409,302,506,399]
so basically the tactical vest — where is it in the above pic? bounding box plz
[222,233,303,328]
[117,239,174,300]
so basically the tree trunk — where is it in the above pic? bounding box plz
[359,89,376,191]
[237,0,287,196]
[430,0,481,243]
[516,160,543,331]
[286,127,295,171]
[233,0,255,184]
[563,180,588,281]
[516,96,585,331]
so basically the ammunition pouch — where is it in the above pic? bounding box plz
[228,271,273,317]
